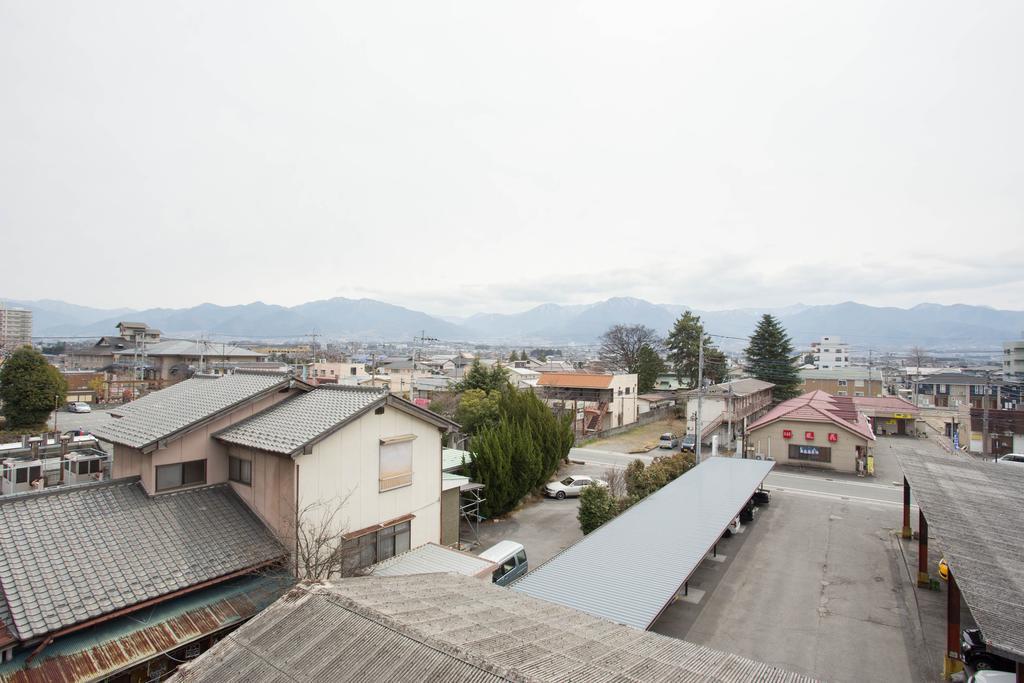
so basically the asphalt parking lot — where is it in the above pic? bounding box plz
[48,407,114,436]
[469,462,610,568]
[652,488,924,682]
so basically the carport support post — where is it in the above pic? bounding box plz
[943,572,963,679]
[902,477,912,539]
[917,510,930,587]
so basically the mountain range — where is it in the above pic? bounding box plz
[8,297,1024,351]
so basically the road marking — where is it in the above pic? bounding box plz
[766,472,897,491]
[774,487,903,508]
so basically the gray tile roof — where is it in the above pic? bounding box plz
[113,339,265,358]
[214,386,388,455]
[0,478,285,642]
[172,573,816,682]
[92,371,293,448]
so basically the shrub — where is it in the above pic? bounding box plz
[578,484,619,534]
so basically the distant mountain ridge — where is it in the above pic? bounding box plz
[7,296,1023,350]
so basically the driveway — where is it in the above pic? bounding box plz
[470,462,609,569]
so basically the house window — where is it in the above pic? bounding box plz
[837,380,847,387]
[229,456,252,485]
[837,390,847,396]
[342,520,412,570]
[351,367,358,375]
[155,459,207,492]
[854,391,864,397]
[625,387,631,395]
[14,466,41,484]
[75,460,101,475]
[380,436,415,491]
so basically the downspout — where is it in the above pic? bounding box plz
[294,462,300,578]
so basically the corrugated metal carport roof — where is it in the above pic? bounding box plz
[894,447,1024,663]
[512,457,774,630]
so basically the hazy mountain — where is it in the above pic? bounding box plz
[9,296,1023,349]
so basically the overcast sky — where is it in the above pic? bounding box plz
[1,2,1022,316]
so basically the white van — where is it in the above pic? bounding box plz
[478,540,528,586]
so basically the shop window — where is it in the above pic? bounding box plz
[789,444,831,463]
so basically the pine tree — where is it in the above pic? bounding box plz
[635,345,665,393]
[664,312,725,388]
[745,314,801,401]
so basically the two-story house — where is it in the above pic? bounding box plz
[93,369,458,574]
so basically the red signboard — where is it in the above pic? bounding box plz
[828,432,838,442]
[782,429,793,439]
[804,431,815,440]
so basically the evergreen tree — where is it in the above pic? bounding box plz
[0,347,68,428]
[745,314,801,401]
[519,350,528,361]
[578,485,619,534]
[635,344,666,393]
[664,312,725,388]
[508,351,518,363]
[453,359,510,394]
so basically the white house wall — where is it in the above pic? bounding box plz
[295,405,443,549]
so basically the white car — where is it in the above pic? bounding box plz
[995,453,1024,466]
[544,475,607,499]
[67,402,92,414]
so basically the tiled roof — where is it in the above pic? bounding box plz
[111,339,265,358]
[92,371,293,449]
[851,396,920,416]
[171,574,816,682]
[747,391,876,441]
[536,372,613,389]
[0,479,284,643]
[214,386,388,455]
[799,367,877,381]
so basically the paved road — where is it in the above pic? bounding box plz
[764,470,904,507]
[568,447,655,469]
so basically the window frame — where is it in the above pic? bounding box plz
[379,435,415,492]
[228,455,252,486]
[155,459,207,492]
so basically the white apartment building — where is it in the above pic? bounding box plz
[1003,338,1024,381]
[0,303,32,355]
[810,335,849,369]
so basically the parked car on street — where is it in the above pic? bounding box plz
[961,628,1015,673]
[478,540,528,586]
[995,453,1024,467]
[67,402,92,414]
[680,434,696,453]
[63,428,91,438]
[544,475,607,499]
[658,433,679,449]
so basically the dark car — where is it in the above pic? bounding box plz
[680,434,696,453]
[961,628,1014,673]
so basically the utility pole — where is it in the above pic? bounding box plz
[695,336,704,465]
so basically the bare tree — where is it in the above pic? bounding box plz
[603,466,627,498]
[598,324,662,373]
[909,346,929,371]
[278,495,360,581]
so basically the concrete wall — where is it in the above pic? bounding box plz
[440,486,460,546]
[608,374,639,428]
[747,419,870,473]
[294,405,443,550]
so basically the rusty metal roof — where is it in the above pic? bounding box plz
[0,573,290,683]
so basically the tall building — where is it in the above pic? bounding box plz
[809,335,849,369]
[0,302,32,355]
[1003,337,1024,380]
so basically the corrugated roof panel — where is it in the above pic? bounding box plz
[369,543,495,578]
[512,457,773,630]
[894,446,1024,662]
